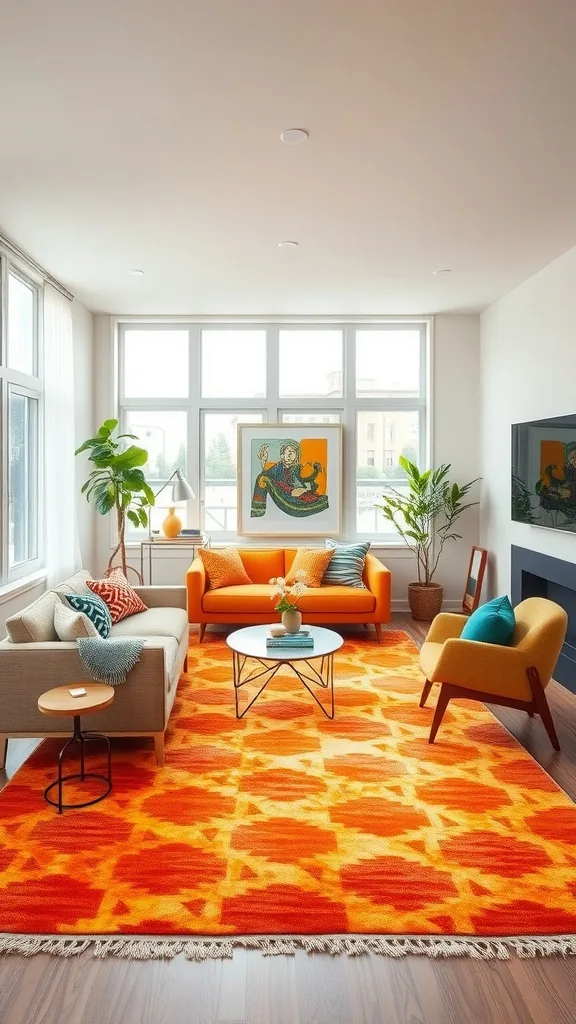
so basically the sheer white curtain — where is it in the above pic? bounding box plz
[44,284,81,586]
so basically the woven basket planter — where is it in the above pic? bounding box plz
[408,582,444,621]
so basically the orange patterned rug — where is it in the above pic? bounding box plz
[1,630,576,960]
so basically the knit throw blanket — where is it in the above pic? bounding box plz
[76,636,145,686]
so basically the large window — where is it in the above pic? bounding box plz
[0,260,42,584]
[118,321,428,543]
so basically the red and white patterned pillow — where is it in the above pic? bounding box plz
[87,569,147,624]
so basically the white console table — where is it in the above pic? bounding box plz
[140,536,210,585]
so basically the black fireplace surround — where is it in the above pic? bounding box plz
[511,545,576,694]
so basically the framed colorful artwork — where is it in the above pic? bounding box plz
[462,546,488,614]
[237,423,343,537]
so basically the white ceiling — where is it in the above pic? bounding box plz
[1,0,576,316]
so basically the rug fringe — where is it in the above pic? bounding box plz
[0,934,574,960]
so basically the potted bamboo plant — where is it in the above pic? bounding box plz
[376,458,479,620]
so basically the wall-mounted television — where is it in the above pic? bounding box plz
[512,413,576,533]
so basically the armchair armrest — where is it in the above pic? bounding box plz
[133,585,186,610]
[425,613,468,644]
[364,553,391,621]
[186,557,207,620]
[432,638,532,700]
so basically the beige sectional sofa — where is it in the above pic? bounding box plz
[0,570,189,767]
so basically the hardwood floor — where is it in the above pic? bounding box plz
[1,615,575,1024]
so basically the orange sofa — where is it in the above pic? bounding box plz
[186,548,391,642]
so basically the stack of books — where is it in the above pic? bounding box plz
[266,625,314,649]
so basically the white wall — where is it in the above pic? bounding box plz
[93,314,480,608]
[73,299,96,573]
[480,244,576,597]
[431,314,481,604]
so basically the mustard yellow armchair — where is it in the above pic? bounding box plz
[419,597,568,750]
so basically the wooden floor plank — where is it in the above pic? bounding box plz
[342,952,442,1024]
[294,949,353,1023]
[245,951,299,1024]
[0,614,575,1024]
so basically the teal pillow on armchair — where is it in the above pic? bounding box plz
[461,595,516,646]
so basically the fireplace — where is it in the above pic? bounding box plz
[511,545,576,694]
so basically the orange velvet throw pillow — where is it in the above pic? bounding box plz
[86,568,147,624]
[199,547,252,590]
[285,547,334,588]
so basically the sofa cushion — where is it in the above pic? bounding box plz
[199,547,252,589]
[203,584,375,614]
[54,601,99,641]
[110,607,188,644]
[461,595,516,646]
[237,549,285,584]
[299,586,375,614]
[52,569,93,598]
[5,590,61,643]
[66,593,112,638]
[87,569,147,623]
[323,540,369,588]
[285,547,335,587]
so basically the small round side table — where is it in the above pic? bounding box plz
[38,684,115,814]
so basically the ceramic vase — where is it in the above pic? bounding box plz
[282,609,302,634]
[162,507,182,539]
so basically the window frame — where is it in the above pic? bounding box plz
[116,319,430,546]
[0,255,43,585]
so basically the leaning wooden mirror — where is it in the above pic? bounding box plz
[462,546,488,614]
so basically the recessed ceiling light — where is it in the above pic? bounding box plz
[278,240,299,248]
[129,268,144,276]
[433,268,452,275]
[280,129,309,145]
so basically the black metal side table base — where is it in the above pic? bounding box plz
[44,715,112,814]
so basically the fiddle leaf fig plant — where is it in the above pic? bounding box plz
[76,418,155,579]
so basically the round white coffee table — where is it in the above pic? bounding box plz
[226,625,344,720]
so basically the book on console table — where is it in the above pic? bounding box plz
[149,534,209,544]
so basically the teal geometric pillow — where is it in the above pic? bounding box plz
[65,593,112,638]
[322,540,370,588]
[461,595,516,646]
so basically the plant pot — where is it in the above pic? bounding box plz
[162,507,182,539]
[282,609,302,634]
[408,582,444,621]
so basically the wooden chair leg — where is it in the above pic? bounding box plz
[527,668,560,751]
[154,732,165,766]
[420,679,433,708]
[183,654,188,673]
[374,623,383,644]
[198,623,206,644]
[0,736,8,771]
[429,685,452,743]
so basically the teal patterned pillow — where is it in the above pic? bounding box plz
[322,540,370,588]
[65,593,112,638]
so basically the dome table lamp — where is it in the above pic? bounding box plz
[150,470,196,539]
